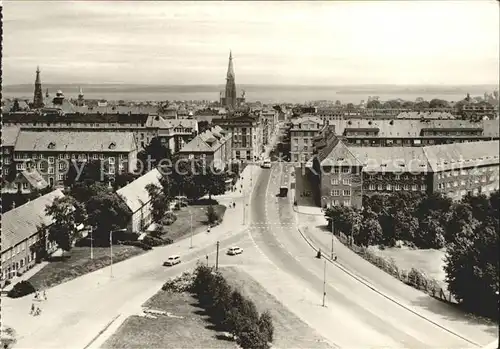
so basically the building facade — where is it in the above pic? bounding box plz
[290,116,324,163]
[308,139,499,209]
[213,115,263,162]
[13,130,138,188]
[116,169,162,233]
[1,189,64,282]
[178,126,232,169]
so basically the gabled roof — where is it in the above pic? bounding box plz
[178,136,213,153]
[2,189,65,252]
[116,169,162,214]
[14,130,137,152]
[320,140,361,167]
[21,169,49,190]
[423,140,499,172]
[1,125,21,147]
[350,147,430,172]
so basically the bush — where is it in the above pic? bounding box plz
[258,310,274,343]
[206,205,219,224]
[8,280,36,298]
[142,235,170,247]
[4,279,12,286]
[161,212,177,226]
[120,240,152,250]
[162,272,195,293]
[236,322,270,349]
[407,268,426,289]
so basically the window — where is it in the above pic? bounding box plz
[404,184,409,190]
[333,200,339,206]
[100,154,105,160]
[48,156,55,164]
[48,167,55,174]
[71,154,76,159]
[58,173,64,181]
[453,171,458,177]
[23,153,28,159]
[22,182,29,190]
[386,184,392,191]
[343,178,351,185]
[93,154,99,160]
[343,189,351,196]
[331,189,340,196]
[377,184,383,191]
[109,166,115,174]
[65,154,70,159]
[343,200,351,207]
[331,178,339,185]
[59,162,66,170]
[109,157,115,164]
[22,242,25,251]
[333,167,339,174]
[421,184,426,191]
[395,174,401,180]
[460,180,466,186]
[32,154,38,160]
[395,184,401,191]
[369,184,375,190]
[411,184,417,191]
[453,181,458,187]
[342,167,350,174]
[58,154,64,159]
[446,182,451,188]
[16,163,23,171]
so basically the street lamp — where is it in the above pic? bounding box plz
[190,209,193,249]
[109,230,114,278]
[90,226,94,260]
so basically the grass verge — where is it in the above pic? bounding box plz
[161,204,227,242]
[27,246,144,289]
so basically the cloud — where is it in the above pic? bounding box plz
[3,1,499,85]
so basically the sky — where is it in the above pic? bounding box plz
[3,1,499,86]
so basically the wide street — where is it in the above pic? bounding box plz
[248,162,498,348]
[3,151,497,348]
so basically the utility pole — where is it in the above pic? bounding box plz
[322,259,327,307]
[206,255,209,266]
[215,241,220,271]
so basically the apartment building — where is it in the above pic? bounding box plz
[13,130,138,187]
[1,189,64,281]
[307,139,499,209]
[289,116,324,163]
[212,114,263,162]
[178,125,232,169]
[2,112,198,152]
[1,126,21,182]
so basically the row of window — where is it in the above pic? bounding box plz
[331,178,351,185]
[330,189,351,196]
[15,153,127,161]
[437,168,498,179]
[1,235,38,262]
[16,162,124,174]
[366,183,426,191]
[330,199,351,207]
[438,176,499,189]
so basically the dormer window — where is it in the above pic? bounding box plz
[109,142,116,149]
[48,142,56,149]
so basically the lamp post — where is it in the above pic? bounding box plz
[190,209,193,249]
[322,259,327,307]
[109,230,114,278]
[90,226,94,260]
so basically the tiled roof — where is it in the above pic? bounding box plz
[350,147,430,172]
[321,140,362,167]
[179,136,213,153]
[1,189,65,252]
[423,140,500,172]
[290,116,324,126]
[116,169,162,214]
[21,169,49,190]
[14,130,137,152]
[1,126,21,147]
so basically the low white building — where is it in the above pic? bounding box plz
[116,169,162,233]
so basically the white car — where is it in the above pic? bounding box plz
[163,255,181,266]
[261,159,271,169]
[227,247,243,255]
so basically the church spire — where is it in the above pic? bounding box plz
[227,50,235,79]
[33,66,44,109]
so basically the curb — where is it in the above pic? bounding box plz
[291,205,325,217]
[291,210,481,347]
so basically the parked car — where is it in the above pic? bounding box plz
[261,159,272,169]
[227,247,243,255]
[163,255,181,266]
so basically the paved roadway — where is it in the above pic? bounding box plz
[248,162,496,348]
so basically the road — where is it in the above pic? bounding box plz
[248,162,496,348]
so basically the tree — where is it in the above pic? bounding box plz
[30,224,49,262]
[429,98,450,109]
[145,183,169,225]
[414,100,430,110]
[206,205,219,224]
[45,196,87,253]
[198,120,210,133]
[366,100,382,109]
[258,310,274,343]
[113,172,138,190]
[346,103,354,110]
[136,137,171,174]
[204,169,227,199]
[401,101,414,109]
[358,217,383,246]
[445,221,499,319]
[86,186,131,241]
[65,160,109,187]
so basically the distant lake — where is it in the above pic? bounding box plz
[3,84,497,104]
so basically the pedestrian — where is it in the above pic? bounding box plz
[233,202,236,208]
[43,290,47,300]
[34,291,39,300]
[30,303,35,315]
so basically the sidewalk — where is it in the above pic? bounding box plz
[1,262,49,294]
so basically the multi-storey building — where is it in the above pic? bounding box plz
[3,112,197,152]
[306,117,499,148]
[289,116,324,163]
[1,126,21,182]
[178,126,232,169]
[260,108,278,147]
[13,130,138,188]
[212,114,263,162]
[1,189,64,282]
[307,139,499,209]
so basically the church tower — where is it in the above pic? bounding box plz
[224,51,237,110]
[33,66,44,109]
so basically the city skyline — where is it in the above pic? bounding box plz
[3,1,499,86]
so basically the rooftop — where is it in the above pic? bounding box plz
[2,189,65,252]
[116,168,162,214]
[14,130,137,153]
[1,125,21,147]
